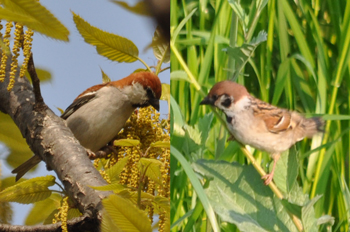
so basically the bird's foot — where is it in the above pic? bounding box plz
[87,145,117,160]
[262,173,274,185]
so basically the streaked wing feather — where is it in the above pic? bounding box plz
[61,93,96,119]
[252,97,292,133]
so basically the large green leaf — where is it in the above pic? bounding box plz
[101,194,152,232]
[72,11,139,63]
[0,0,69,41]
[0,176,55,204]
[192,159,304,232]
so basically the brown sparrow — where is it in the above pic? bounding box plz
[200,80,324,185]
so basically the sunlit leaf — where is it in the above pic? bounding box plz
[150,141,170,148]
[101,194,152,232]
[0,176,55,204]
[90,182,126,192]
[139,158,163,185]
[0,0,69,41]
[25,68,52,83]
[113,139,140,147]
[111,1,152,16]
[105,156,130,182]
[25,193,61,225]
[100,67,111,83]
[72,11,138,63]
[0,113,33,169]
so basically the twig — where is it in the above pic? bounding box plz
[27,53,45,108]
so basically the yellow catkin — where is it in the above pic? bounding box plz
[53,196,69,232]
[0,22,13,82]
[99,169,111,184]
[20,28,34,78]
[60,197,69,232]
[110,106,170,228]
[8,23,23,91]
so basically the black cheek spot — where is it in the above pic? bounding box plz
[226,115,233,123]
[222,98,232,108]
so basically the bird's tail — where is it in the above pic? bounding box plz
[12,155,41,181]
[302,117,325,138]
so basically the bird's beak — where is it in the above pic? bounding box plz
[200,96,214,106]
[150,98,160,111]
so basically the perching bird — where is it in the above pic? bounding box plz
[200,80,324,185]
[12,71,162,181]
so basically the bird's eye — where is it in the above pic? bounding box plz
[221,97,232,108]
[146,87,154,97]
[212,94,218,101]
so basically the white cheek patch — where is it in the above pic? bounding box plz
[232,97,250,112]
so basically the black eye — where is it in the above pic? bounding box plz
[221,97,232,108]
[212,94,218,101]
[146,87,154,98]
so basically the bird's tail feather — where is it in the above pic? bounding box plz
[11,156,41,181]
[302,117,325,138]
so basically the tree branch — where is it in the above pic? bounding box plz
[0,215,99,232]
[0,56,110,229]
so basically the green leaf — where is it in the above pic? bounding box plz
[113,139,140,147]
[171,8,197,42]
[272,150,298,193]
[139,158,163,185]
[153,196,170,212]
[224,30,267,81]
[170,70,191,82]
[281,199,302,219]
[171,147,220,232]
[111,1,152,16]
[150,141,170,148]
[101,194,152,232]
[100,67,111,83]
[192,159,300,232]
[152,27,170,63]
[0,113,33,169]
[72,11,139,63]
[0,176,55,204]
[227,0,249,32]
[0,0,69,41]
[161,83,170,104]
[25,193,61,225]
[26,67,52,83]
[90,182,126,192]
[301,195,322,232]
[106,156,130,182]
[170,95,185,136]
[316,215,334,226]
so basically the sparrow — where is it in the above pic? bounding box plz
[12,71,162,181]
[200,80,324,185]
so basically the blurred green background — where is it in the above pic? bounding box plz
[170,0,350,231]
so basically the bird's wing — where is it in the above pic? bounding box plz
[251,97,292,133]
[61,92,97,119]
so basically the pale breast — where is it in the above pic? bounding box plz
[226,110,295,154]
[66,86,135,152]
